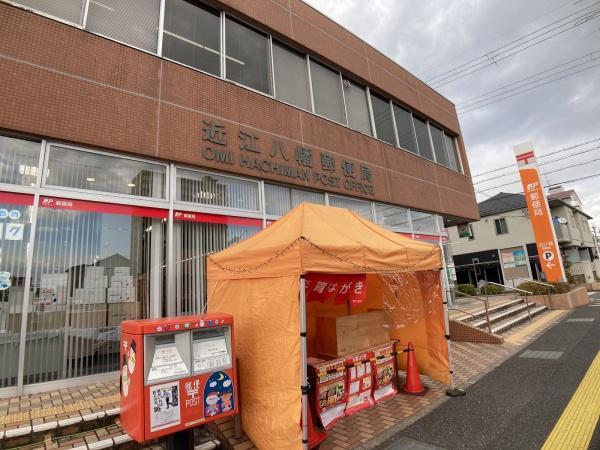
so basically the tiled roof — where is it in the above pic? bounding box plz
[478,192,526,217]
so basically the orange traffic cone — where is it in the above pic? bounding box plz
[402,342,428,396]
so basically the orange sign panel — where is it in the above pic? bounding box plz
[514,142,566,282]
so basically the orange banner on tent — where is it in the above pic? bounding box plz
[514,142,566,282]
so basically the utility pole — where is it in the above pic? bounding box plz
[592,225,600,258]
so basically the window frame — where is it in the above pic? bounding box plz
[307,56,348,126]
[41,142,170,205]
[494,218,508,235]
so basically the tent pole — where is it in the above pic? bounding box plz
[300,274,309,449]
[438,239,465,397]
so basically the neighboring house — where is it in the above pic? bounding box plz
[448,188,599,287]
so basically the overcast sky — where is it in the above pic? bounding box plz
[304,0,600,231]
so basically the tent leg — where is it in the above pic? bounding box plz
[439,240,465,398]
[300,274,309,449]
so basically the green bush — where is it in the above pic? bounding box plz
[479,284,504,295]
[516,281,571,295]
[457,283,477,296]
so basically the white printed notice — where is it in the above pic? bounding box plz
[147,345,189,381]
[150,381,181,432]
[193,337,231,372]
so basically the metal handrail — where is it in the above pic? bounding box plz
[484,282,532,320]
[525,280,557,290]
[448,289,492,333]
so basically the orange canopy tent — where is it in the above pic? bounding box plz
[207,203,451,450]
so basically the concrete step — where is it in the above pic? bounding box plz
[455,298,525,322]
[470,302,536,328]
[491,306,549,334]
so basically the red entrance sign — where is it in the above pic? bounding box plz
[305,273,367,306]
[173,210,262,227]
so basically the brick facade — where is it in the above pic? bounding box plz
[0,1,479,220]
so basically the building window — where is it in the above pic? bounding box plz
[495,218,509,235]
[272,42,310,110]
[0,196,32,388]
[264,184,324,217]
[45,145,167,199]
[162,0,221,76]
[393,105,418,154]
[175,219,260,314]
[430,125,449,167]
[86,0,161,53]
[444,134,461,172]
[225,17,271,94]
[411,210,438,234]
[370,93,396,146]
[469,224,475,240]
[374,203,409,229]
[328,195,373,220]
[343,80,372,135]
[11,0,85,25]
[25,199,166,384]
[0,136,41,187]
[309,59,346,124]
[413,117,435,162]
[176,168,260,212]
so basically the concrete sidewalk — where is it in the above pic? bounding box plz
[0,308,570,449]
[380,302,599,450]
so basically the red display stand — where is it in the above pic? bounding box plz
[372,341,398,403]
[120,314,238,442]
[307,357,347,429]
[344,349,374,415]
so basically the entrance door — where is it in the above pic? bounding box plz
[23,197,167,384]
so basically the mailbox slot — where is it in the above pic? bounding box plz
[192,325,232,375]
[144,331,191,385]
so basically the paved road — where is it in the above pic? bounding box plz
[379,294,600,450]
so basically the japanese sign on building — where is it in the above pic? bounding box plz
[514,142,566,282]
[200,119,376,197]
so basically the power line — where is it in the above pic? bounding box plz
[427,2,600,87]
[479,159,600,192]
[458,60,600,113]
[473,144,600,185]
[471,137,600,178]
[456,50,600,109]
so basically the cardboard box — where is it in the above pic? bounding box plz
[113,267,130,276]
[40,273,68,288]
[84,275,108,288]
[316,311,389,357]
[110,275,133,287]
[108,302,138,326]
[107,286,136,303]
[74,288,106,304]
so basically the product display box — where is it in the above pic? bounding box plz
[307,356,347,430]
[344,349,374,415]
[372,341,398,402]
[316,310,389,357]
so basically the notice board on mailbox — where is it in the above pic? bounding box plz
[120,314,238,442]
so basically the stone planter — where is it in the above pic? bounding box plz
[586,281,600,292]
[529,285,589,310]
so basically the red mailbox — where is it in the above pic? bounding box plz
[120,314,238,442]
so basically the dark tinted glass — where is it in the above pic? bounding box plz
[430,125,449,166]
[393,105,418,154]
[163,0,221,76]
[225,18,271,94]
[370,94,396,145]
[413,117,434,161]
[310,60,346,124]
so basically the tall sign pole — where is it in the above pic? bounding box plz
[514,142,566,282]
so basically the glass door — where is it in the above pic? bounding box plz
[23,197,167,384]
[0,193,34,388]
